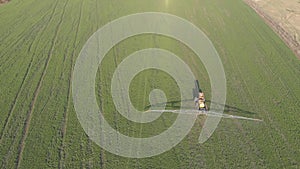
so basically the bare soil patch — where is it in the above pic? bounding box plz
[245,0,300,59]
[0,0,9,4]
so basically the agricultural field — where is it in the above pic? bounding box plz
[245,0,300,57]
[0,0,299,168]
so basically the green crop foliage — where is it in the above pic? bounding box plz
[0,0,299,168]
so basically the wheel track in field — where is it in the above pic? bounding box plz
[109,12,146,166]
[195,118,208,168]
[0,0,56,64]
[246,8,300,118]
[135,74,147,169]
[145,35,188,168]
[230,49,297,166]
[244,0,300,59]
[0,0,56,151]
[15,0,69,168]
[162,36,202,168]
[84,2,103,168]
[225,5,296,166]
[112,42,121,159]
[1,120,23,168]
[229,54,270,168]
[258,50,299,101]
[58,0,83,168]
[124,49,143,168]
[0,7,54,73]
[0,0,59,144]
[0,0,40,50]
[250,19,300,83]
[75,0,107,168]
[133,43,149,168]
[153,37,183,168]
[98,67,110,168]
[107,3,123,165]
[86,2,122,166]
[0,1,60,167]
[95,0,105,167]
[253,39,300,84]
[221,8,267,162]
[187,119,206,168]
[184,8,210,168]
[255,39,299,137]
[0,27,40,143]
[0,0,38,27]
[256,56,298,165]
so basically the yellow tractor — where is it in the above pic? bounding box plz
[198,92,208,111]
[194,80,208,111]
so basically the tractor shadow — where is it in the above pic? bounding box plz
[144,99,194,110]
[144,99,256,116]
[145,80,256,115]
[205,100,256,115]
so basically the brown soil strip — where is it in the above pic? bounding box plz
[244,0,300,59]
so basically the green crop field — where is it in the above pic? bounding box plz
[0,0,299,168]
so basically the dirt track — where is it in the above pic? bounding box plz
[244,0,300,59]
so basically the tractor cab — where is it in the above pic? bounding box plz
[198,92,207,111]
[194,80,208,111]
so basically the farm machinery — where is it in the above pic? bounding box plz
[194,80,208,111]
[146,80,262,121]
